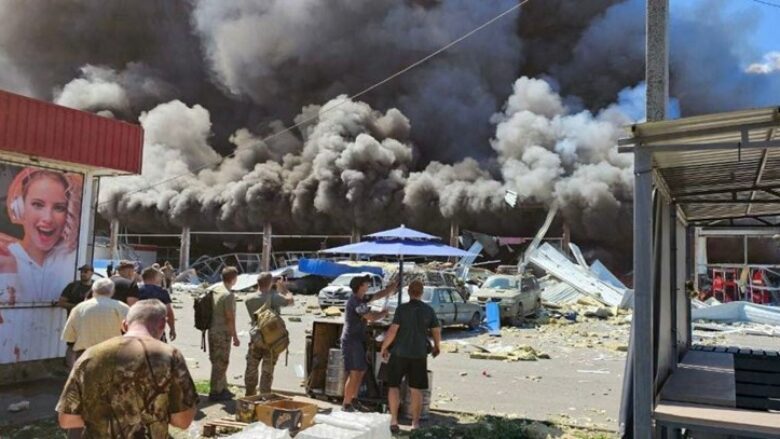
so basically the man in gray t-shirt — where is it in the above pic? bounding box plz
[340,274,398,412]
[244,273,294,396]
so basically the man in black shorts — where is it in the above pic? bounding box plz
[380,279,441,432]
[340,274,398,412]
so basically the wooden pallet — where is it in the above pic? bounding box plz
[201,417,250,437]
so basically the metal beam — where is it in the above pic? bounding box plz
[676,199,780,204]
[699,227,780,237]
[688,214,780,224]
[619,120,780,146]
[620,139,780,153]
[674,184,780,198]
[764,188,780,199]
[746,128,775,215]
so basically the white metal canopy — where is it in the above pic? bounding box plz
[619,107,780,224]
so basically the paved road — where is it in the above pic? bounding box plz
[171,290,626,430]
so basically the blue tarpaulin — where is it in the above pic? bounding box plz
[319,240,471,257]
[298,258,383,278]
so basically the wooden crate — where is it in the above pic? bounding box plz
[201,417,249,437]
[235,393,291,422]
[255,400,318,431]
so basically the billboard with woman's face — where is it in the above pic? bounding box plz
[0,163,83,306]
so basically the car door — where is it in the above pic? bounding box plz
[448,288,468,323]
[434,288,455,325]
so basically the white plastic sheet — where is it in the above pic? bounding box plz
[691,301,780,326]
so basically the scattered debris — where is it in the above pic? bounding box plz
[7,401,30,413]
[440,342,459,354]
[584,307,615,320]
[459,371,468,377]
[469,344,550,362]
[323,307,342,317]
[530,243,631,308]
[576,369,611,375]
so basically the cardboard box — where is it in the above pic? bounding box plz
[235,393,291,423]
[255,400,318,431]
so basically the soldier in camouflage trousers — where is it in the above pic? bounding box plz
[208,267,240,401]
[243,273,294,396]
[245,344,277,396]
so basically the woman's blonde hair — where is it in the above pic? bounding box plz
[6,167,83,252]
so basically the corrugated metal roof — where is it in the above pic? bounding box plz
[0,89,143,174]
[620,106,780,223]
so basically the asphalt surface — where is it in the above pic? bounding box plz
[171,290,627,431]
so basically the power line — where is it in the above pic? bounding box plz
[749,0,780,9]
[99,0,532,206]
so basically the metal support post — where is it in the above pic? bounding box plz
[262,222,273,271]
[109,218,120,261]
[179,227,191,270]
[634,149,655,439]
[636,0,669,434]
[77,173,98,267]
[449,221,460,248]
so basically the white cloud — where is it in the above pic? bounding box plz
[746,51,780,75]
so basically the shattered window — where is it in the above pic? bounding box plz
[483,277,516,289]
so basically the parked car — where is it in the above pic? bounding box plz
[317,272,384,309]
[469,274,541,326]
[373,286,482,330]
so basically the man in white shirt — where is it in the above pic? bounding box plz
[61,278,129,365]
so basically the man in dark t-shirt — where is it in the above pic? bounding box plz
[58,265,94,314]
[340,274,398,412]
[138,267,176,341]
[381,279,441,432]
[59,264,95,369]
[110,260,139,305]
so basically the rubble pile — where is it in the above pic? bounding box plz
[468,344,551,362]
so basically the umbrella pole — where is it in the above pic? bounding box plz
[398,256,403,308]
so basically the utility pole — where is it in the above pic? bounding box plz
[634,1,668,438]
[179,227,191,270]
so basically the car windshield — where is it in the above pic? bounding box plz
[483,277,516,289]
[331,275,356,286]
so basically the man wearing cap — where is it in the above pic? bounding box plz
[59,264,94,368]
[110,260,139,305]
[58,265,94,313]
[340,274,398,412]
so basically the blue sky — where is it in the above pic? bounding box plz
[678,0,778,61]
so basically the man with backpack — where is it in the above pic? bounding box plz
[244,273,294,396]
[207,267,240,401]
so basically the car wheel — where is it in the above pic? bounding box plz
[467,312,481,330]
[511,304,525,327]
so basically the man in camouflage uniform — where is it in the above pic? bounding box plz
[244,273,294,396]
[208,266,240,401]
[56,299,198,438]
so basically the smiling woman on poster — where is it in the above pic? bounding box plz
[0,167,83,304]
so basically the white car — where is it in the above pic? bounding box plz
[317,272,384,309]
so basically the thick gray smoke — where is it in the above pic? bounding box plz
[191,0,522,162]
[0,0,778,270]
[100,96,415,234]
